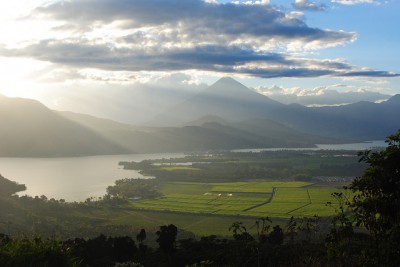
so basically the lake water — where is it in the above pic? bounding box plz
[0,141,387,202]
[232,140,387,153]
[0,153,183,202]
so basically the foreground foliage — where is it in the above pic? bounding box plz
[346,130,400,266]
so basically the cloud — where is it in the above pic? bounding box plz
[232,0,270,5]
[293,0,326,11]
[31,0,354,51]
[1,39,397,79]
[331,0,377,5]
[337,70,399,77]
[0,0,396,80]
[256,84,391,105]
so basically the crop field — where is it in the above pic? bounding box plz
[129,181,344,218]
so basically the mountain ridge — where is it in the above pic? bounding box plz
[1,78,398,157]
[150,77,284,126]
[0,94,339,157]
[150,77,399,140]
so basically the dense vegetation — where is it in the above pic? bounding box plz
[0,175,26,197]
[106,179,162,200]
[120,149,366,182]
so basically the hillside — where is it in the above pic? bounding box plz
[61,111,330,153]
[0,95,129,157]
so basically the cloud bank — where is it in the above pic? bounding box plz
[256,84,391,106]
[331,0,377,5]
[0,0,397,79]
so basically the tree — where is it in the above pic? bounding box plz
[106,178,162,199]
[229,221,253,241]
[254,217,272,243]
[268,225,284,245]
[136,228,147,255]
[348,129,400,266]
[156,224,178,254]
[136,229,146,245]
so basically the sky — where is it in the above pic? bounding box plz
[0,0,399,112]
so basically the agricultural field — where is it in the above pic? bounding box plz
[128,181,345,219]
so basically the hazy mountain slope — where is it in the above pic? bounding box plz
[0,96,129,157]
[150,77,285,126]
[268,95,400,140]
[229,118,344,145]
[61,111,326,153]
[60,111,156,134]
[40,83,203,125]
[150,77,399,140]
[183,115,229,127]
[59,111,167,153]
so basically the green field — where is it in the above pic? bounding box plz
[128,181,343,219]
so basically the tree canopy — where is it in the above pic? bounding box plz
[348,129,400,266]
[0,175,26,197]
[350,130,400,230]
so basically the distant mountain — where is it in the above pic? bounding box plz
[183,115,229,127]
[268,94,400,140]
[61,111,332,154]
[3,79,397,157]
[151,77,400,140]
[0,95,129,157]
[150,77,284,126]
[4,94,322,157]
[266,89,391,106]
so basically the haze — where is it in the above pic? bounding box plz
[0,0,398,126]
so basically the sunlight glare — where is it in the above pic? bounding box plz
[0,57,50,97]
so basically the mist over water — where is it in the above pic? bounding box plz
[0,153,183,201]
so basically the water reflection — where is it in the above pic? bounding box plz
[0,153,183,201]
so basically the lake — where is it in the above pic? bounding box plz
[231,140,387,153]
[0,141,386,201]
[0,153,183,202]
